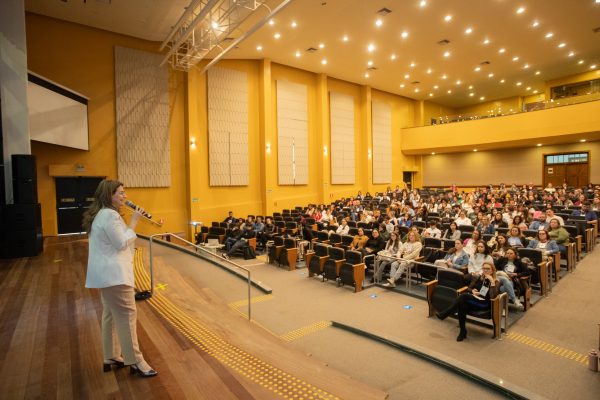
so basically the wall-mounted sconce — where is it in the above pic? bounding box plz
[368,149,372,159]
[266,142,271,153]
[190,138,197,148]
[323,146,328,156]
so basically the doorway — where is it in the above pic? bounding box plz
[55,177,104,234]
[543,152,589,188]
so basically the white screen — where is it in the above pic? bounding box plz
[27,75,89,150]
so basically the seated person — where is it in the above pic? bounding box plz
[223,223,242,253]
[223,211,236,227]
[362,228,386,261]
[545,209,564,226]
[510,215,528,231]
[259,217,276,249]
[507,226,527,248]
[463,230,482,257]
[334,218,350,235]
[526,229,559,260]
[349,227,369,252]
[489,234,510,259]
[373,232,402,283]
[467,240,494,276]
[528,211,547,231]
[476,215,496,235]
[454,211,472,227]
[424,220,442,238]
[547,218,570,254]
[434,239,470,270]
[435,262,499,342]
[253,216,265,233]
[384,231,423,287]
[495,248,527,309]
[491,213,508,229]
[443,222,461,240]
[571,202,598,222]
[223,224,255,259]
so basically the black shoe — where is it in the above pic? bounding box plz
[456,330,467,342]
[435,311,447,321]
[103,358,125,372]
[130,364,158,378]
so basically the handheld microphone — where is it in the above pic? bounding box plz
[125,200,152,219]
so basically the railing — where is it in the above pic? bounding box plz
[148,233,252,321]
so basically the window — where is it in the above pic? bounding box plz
[545,152,588,165]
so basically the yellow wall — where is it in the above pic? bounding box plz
[422,100,456,126]
[456,96,522,116]
[545,70,600,99]
[26,13,188,237]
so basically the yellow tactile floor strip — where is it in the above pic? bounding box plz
[134,249,339,400]
[280,321,332,343]
[505,332,588,365]
[228,294,275,309]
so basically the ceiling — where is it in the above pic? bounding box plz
[25,0,600,108]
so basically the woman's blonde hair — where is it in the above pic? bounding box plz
[482,261,497,280]
[82,179,124,233]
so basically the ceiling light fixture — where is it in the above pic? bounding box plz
[580,139,587,143]
[367,60,374,67]
[319,43,325,48]
[420,0,427,7]
[414,88,420,93]
[431,152,435,155]
[441,74,447,79]
[444,15,452,22]
[568,51,574,57]
[499,48,506,53]
[480,96,485,100]
[488,73,494,77]
[512,56,519,61]
[474,67,481,71]
[473,149,478,152]
[516,7,525,14]
[367,43,376,52]
[375,19,383,27]
[321,59,327,65]
[391,54,397,60]
[365,72,370,78]
[483,38,490,45]
[401,31,409,38]
[433,85,439,89]
[447,89,452,93]
[500,79,505,83]
[427,68,432,74]
[524,64,530,69]
[274,32,281,39]
[410,62,416,67]
[469,92,474,97]
[526,86,531,90]
[291,21,297,28]
[533,90,538,93]
[578,60,584,64]
[558,43,566,48]
[443,51,451,57]
[535,70,541,75]
[342,35,349,42]
[456,80,462,85]
[516,81,522,86]
[468,85,473,89]
[256,45,263,51]
[592,64,598,69]
[400,83,405,88]
[465,27,473,34]
[268,19,275,26]
[404,74,410,79]
[537,143,542,147]
[429,93,433,97]
[545,32,553,38]
[532,20,539,27]
[295,51,300,57]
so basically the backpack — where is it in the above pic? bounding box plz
[243,245,256,260]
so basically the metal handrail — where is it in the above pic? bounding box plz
[148,233,252,321]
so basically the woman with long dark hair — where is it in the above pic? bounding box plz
[83,180,158,377]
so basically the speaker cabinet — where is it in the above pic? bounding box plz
[0,203,43,258]
[12,154,37,180]
[13,178,38,204]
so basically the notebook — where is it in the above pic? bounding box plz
[207,238,219,246]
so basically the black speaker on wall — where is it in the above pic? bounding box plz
[11,154,37,204]
[0,203,43,258]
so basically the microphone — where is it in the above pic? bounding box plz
[125,200,152,219]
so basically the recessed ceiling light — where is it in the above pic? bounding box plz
[532,20,539,27]
[483,38,490,45]
[368,60,373,66]
[443,51,451,57]
[444,15,452,22]
[431,152,435,155]
[524,64,530,69]
[367,43,376,52]
[427,68,432,74]
[474,67,481,72]
[441,74,447,79]
[545,32,553,38]
[274,32,281,39]
[516,7,525,14]
[500,79,505,83]
[568,51,574,57]
[400,83,405,88]
[375,18,383,27]
[401,31,409,38]
[488,73,494,77]
[256,45,263,51]
[291,21,297,28]
[319,43,325,48]
[480,96,485,100]
[410,62,416,67]
[429,93,433,97]
[433,85,439,89]
[516,81,522,86]
[473,149,478,152]
[456,80,461,85]
[535,70,541,75]
[469,92,474,97]
[365,72,370,78]
[468,85,473,89]
[447,89,452,93]
[499,48,506,53]
[414,88,420,93]
[578,60,584,64]
[321,59,327,65]
[268,19,275,26]
[342,35,349,42]
[404,74,410,79]
[420,0,427,7]
[592,64,598,70]
[512,56,519,61]
[558,43,566,48]
[533,90,538,93]
[211,21,219,29]
[580,139,586,143]
[390,54,397,60]
[526,86,531,90]
[465,27,473,34]
[295,51,301,57]
[537,143,542,147]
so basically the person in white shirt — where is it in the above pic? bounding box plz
[335,219,350,235]
[384,231,423,287]
[454,211,472,226]
[545,209,564,226]
[424,220,442,238]
[83,180,157,378]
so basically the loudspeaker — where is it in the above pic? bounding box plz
[0,203,43,258]
[12,154,37,180]
[13,178,38,204]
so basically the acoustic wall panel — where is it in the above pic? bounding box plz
[207,67,249,186]
[329,91,355,184]
[276,80,308,185]
[114,46,170,187]
[372,101,392,184]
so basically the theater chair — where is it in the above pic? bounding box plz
[339,234,354,251]
[517,248,554,296]
[305,243,329,277]
[206,227,226,243]
[268,236,284,264]
[328,233,342,247]
[276,238,298,271]
[322,246,345,283]
[423,237,442,249]
[338,250,365,292]
[426,269,508,339]
[315,230,330,244]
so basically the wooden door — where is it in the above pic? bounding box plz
[543,164,566,188]
[565,164,588,187]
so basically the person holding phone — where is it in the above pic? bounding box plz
[435,262,498,342]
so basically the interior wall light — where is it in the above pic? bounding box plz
[368,149,372,159]
[190,138,196,148]
[323,146,328,156]
[266,142,271,153]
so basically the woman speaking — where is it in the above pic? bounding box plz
[83,180,157,377]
